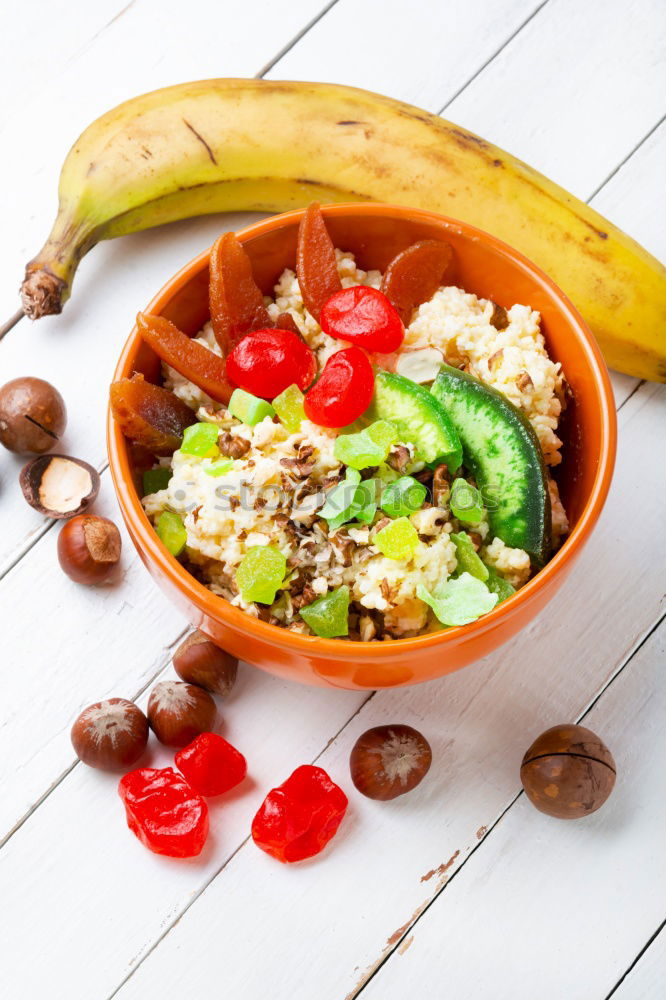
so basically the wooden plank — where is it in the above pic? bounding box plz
[3,0,661,573]
[2,382,662,999]
[445,0,666,199]
[612,924,666,999]
[590,119,666,263]
[357,620,666,1000]
[0,661,366,999]
[0,0,134,128]
[0,0,330,574]
[267,0,541,112]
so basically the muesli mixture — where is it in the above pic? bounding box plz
[112,205,569,641]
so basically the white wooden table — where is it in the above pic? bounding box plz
[1,2,665,997]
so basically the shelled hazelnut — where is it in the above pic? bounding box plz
[20,454,100,518]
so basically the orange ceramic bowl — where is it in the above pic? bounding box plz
[108,204,616,690]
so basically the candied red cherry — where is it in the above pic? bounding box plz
[118,767,209,858]
[175,732,247,797]
[226,328,317,400]
[320,286,404,354]
[251,764,348,863]
[304,347,374,428]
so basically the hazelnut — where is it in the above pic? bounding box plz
[57,515,122,584]
[173,630,238,696]
[147,680,216,748]
[520,724,616,819]
[349,724,432,800]
[20,454,100,518]
[71,698,149,770]
[0,376,66,455]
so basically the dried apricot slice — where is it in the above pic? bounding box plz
[275,312,301,335]
[110,374,196,455]
[380,240,453,323]
[296,202,342,321]
[209,232,272,353]
[137,312,233,404]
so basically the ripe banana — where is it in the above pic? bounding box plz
[21,78,665,382]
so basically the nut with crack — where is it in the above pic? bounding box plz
[0,376,67,455]
[20,454,100,518]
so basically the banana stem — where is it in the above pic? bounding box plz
[20,209,95,319]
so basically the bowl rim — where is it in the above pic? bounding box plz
[107,202,617,660]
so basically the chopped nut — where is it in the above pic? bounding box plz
[280,456,315,478]
[359,616,377,642]
[490,302,509,330]
[488,348,504,370]
[516,371,534,392]
[387,444,412,474]
[191,505,202,524]
[218,432,250,459]
[432,464,451,507]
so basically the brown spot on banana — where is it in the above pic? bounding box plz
[182,119,217,165]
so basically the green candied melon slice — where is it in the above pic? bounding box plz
[365,370,462,469]
[431,364,550,564]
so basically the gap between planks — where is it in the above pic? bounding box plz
[0,0,654,581]
[0,622,189,851]
[349,604,666,1000]
[0,0,657,848]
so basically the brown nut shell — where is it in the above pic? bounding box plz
[71,698,149,770]
[147,680,217,748]
[173,630,238,696]
[350,724,432,800]
[0,376,67,455]
[520,724,616,820]
[58,515,122,584]
[20,454,100,518]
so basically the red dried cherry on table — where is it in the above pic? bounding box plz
[251,764,348,863]
[320,286,404,354]
[226,328,317,399]
[304,347,374,428]
[175,732,247,797]
[118,767,209,858]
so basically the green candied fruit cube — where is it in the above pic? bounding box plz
[333,420,398,470]
[450,477,484,525]
[366,419,398,451]
[380,476,427,519]
[155,511,187,557]
[180,422,220,458]
[300,585,350,638]
[485,567,516,603]
[229,388,276,426]
[451,531,489,581]
[236,545,286,604]
[273,383,306,433]
[353,478,379,525]
[204,458,235,478]
[417,572,498,627]
[319,468,362,530]
[142,467,172,497]
[374,517,419,560]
